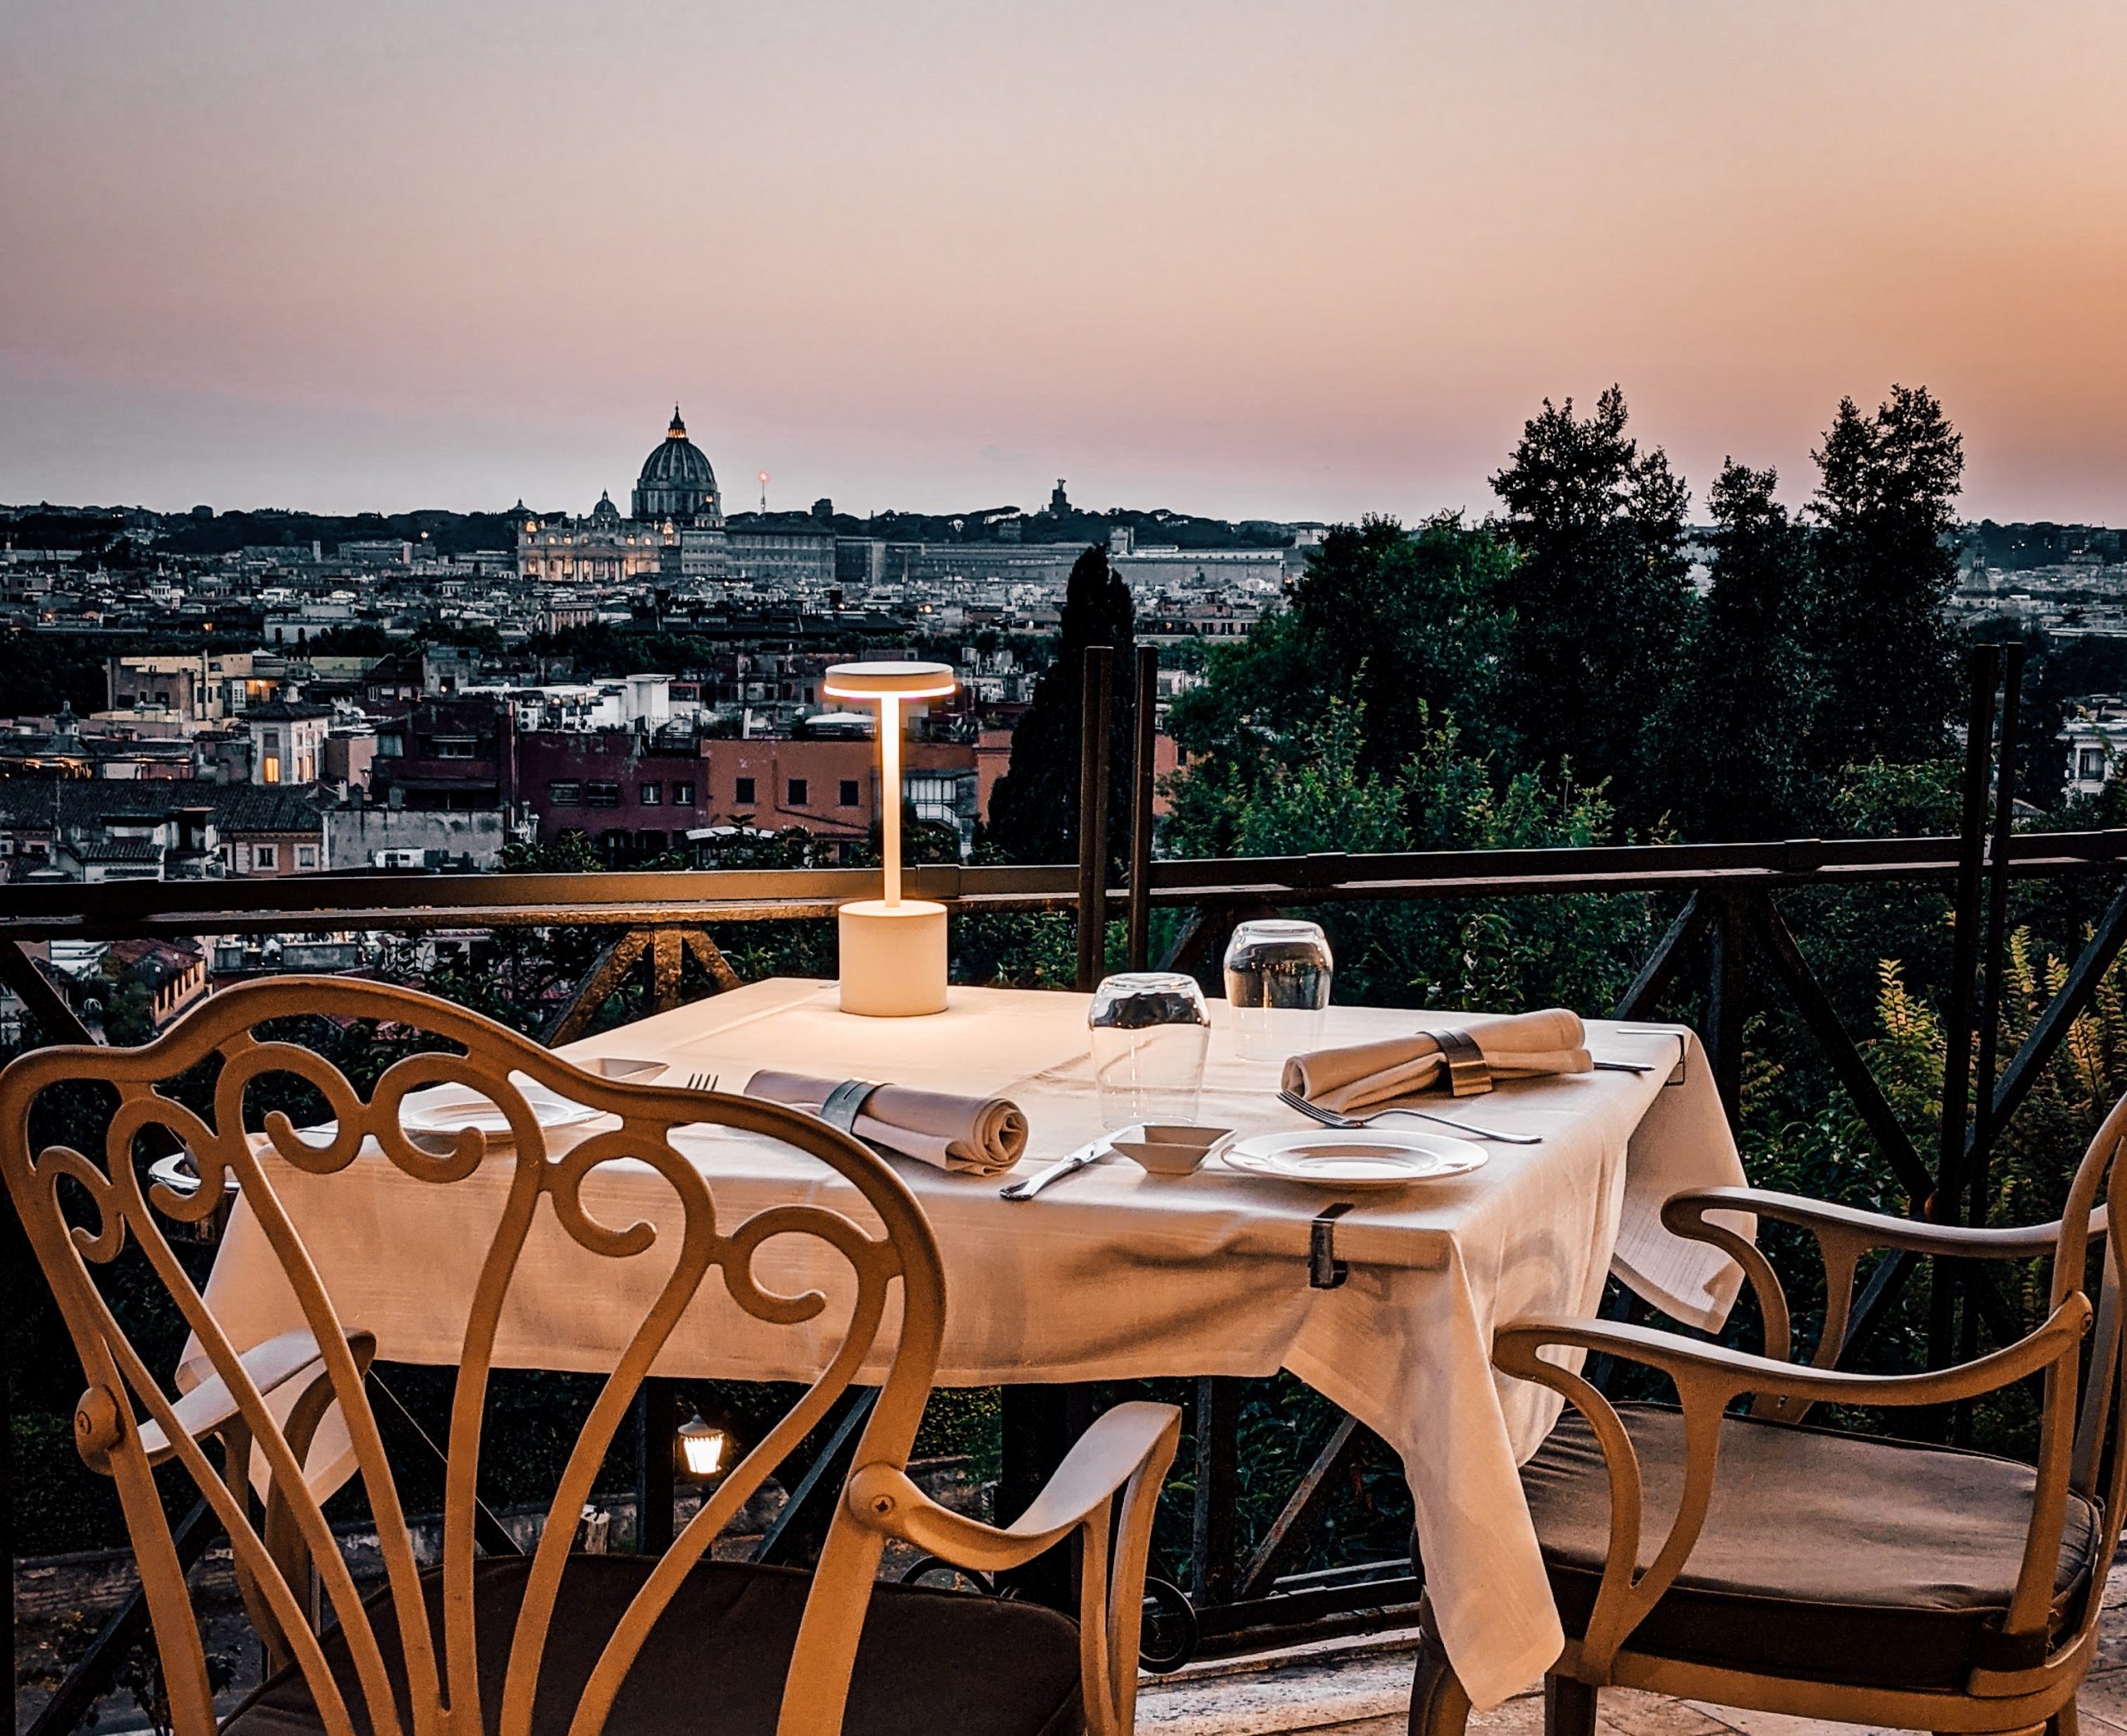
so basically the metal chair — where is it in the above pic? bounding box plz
[1409,1088,2127,1736]
[2,976,1178,1736]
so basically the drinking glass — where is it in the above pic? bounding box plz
[1088,971,1211,1130]
[1222,919,1334,1061]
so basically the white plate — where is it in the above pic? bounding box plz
[1221,1128,1488,1189]
[401,1081,602,1139]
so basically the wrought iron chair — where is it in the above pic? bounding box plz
[2,976,1180,1736]
[1408,1087,2127,1736]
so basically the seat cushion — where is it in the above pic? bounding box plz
[1520,1401,2101,1690]
[224,1552,1084,1736]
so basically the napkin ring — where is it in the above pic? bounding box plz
[1417,1027,1493,1097]
[818,1078,882,1134]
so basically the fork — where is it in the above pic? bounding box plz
[1276,1088,1541,1145]
[681,1072,720,1092]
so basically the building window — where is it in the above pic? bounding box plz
[735,776,756,804]
[548,780,582,806]
[376,732,404,758]
[254,844,278,870]
[839,779,861,807]
[435,736,476,759]
[296,845,317,869]
[263,729,282,756]
[583,782,621,807]
[639,782,662,806]
[672,780,695,806]
[2081,748,2109,780]
[787,777,808,807]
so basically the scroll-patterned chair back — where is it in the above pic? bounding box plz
[2,976,951,1736]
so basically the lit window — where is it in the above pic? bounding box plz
[263,756,282,783]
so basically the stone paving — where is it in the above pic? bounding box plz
[1135,1563,2127,1736]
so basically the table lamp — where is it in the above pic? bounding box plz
[820,660,958,1016]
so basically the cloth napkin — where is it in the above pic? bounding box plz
[1281,1008,1592,1112]
[744,1070,1028,1176]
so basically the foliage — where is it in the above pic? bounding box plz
[1801,385,1965,784]
[1167,514,1517,781]
[1488,385,1698,830]
[1167,699,1653,1011]
[985,546,1138,868]
[1655,461,1817,841]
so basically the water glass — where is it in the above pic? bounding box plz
[1088,972,1211,1130]
[1222,919,1334,1061]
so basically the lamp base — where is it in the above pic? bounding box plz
[837,899,949,1017]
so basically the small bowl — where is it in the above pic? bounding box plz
[592,1057,668,1082]
[1109,1124,1233,1176]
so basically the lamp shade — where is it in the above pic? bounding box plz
[821,660,957,702]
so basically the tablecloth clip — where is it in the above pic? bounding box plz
[818,1078,882,1134]
[1662,1033,1687,1088]
[1310,1202,1356,1289]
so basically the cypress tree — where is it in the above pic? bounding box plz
[985,545,1138,866]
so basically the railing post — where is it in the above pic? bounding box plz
[1933,644,2001,1383]
[1127,645,1158,972]
[634,1378,675,1554]
[1191,1376,1242,1606]
[1075,645,1114,992]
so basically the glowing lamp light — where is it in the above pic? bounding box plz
[676,1415,729,1482]
[820,660,958,1017]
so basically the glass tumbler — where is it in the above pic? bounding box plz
[1222,919,1334,1061]
[1088,971,1211,1130]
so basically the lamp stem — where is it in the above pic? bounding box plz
[880,695,901,907]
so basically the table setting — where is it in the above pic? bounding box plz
[195,895,1748,1711]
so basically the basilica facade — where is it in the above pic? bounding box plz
[516,408,729,585]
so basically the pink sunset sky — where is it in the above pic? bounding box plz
[3,1,2124,524]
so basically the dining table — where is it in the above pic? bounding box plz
[196,975,1749,1711]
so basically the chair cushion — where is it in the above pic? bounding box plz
[1520,1401,2101,1690]
[224,1552,1084,1736]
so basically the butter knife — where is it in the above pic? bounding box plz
[1000,1136,1112,1202]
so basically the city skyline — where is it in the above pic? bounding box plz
[7,2,2127,523]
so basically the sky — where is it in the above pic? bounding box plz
[4,1,2126,526]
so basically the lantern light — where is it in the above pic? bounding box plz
[677,1414,729,1481]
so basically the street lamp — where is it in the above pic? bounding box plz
[819,660,957,1016]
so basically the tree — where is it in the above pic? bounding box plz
[985,546,1138,866]
[1488,386,1697,828]
[1164,516,1517,846]
[1655,461,1817,841]
[1803,385,1964,777]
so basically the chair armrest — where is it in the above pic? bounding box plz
[1496,1304,2086,1413]
[845,1400,1180,1572]
[1664,1185,2105,1263]
[847,1400,1181,1736]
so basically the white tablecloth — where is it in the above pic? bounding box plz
[197,978,1746,1709]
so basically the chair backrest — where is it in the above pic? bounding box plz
[1,976,948,1736]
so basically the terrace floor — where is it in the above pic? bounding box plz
[1135,1562,2127,1735]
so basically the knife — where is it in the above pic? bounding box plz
[1000,1135,1113,1202]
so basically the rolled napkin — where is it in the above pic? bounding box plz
[1282,1008,1592,1113]
[744,1070,1028,1176]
